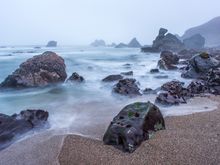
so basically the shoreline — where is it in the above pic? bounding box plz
[0,96,219,164]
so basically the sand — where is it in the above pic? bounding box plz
[0,96,220,165]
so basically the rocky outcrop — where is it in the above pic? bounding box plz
[181,52,220,79]
[183,34,205,50]
[102,75,123,82]
[127,38,142,48]
[115,43,128,48]
[113,78,141,96]
[0,51,67,88]
[90,40,106,47]
[46,41,57,47]
[0,109,49,150]
[157,51,179,70]
[67,72,84,83]
[103,102,165,153]
[142,28,185,52]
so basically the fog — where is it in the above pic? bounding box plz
[1,0,220,45]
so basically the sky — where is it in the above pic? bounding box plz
[0,0,220,46]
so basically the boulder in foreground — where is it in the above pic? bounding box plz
[0,109,49,150]
[0,51,67,88]
[103,102,165,153]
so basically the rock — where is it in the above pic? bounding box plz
[127,38,142,48]
[186,80,209,95]
[90,40,106,47]
[206,68,220,94]
[155,92,186,105]
[183,34,205,50]
[150,69,159,73]
[103,102,165,153]
[143,88,157,94]
[46,41,57,47]
[0,109,48,150]
[143,28,184,52]
[181,52,220,79]
[113,78,141,96]
[157,51,179,70]
[102,75,123,82]
[178,49,200,59]
[0,51,67,88]
[154,75,169,79]
[120,71,133,76]
[115,43,128,48]
[67,72,84,83]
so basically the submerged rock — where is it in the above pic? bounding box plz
[103,102,165,153]
[150,68,159,73]
[158,51,179,70]
[67,72,84,83]
[46,41,57,47]
[181,52,220,79]
[120,71,133,76]
[113,78,141,96]
[102,75,123,82]
[0,51,67,88]
[0,109,49,150]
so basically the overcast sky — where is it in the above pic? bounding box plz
[0,0,220,45]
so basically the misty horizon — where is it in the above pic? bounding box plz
[1,0,220,46]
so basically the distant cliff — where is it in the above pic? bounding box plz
[182,16,220,47]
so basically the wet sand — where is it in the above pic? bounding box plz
[0,96,220,165]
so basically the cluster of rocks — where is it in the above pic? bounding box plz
[141,28,206,53]
[0,109,49,150]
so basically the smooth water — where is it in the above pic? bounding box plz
[0,46,217,138]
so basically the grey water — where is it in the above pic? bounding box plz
[0,46,217,138]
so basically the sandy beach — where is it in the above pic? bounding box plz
[0,96,219,165]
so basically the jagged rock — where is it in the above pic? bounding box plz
[186,80,209,95]
[102,75,123,82]
[46,41,57,47]
[157,51,179,70]
[0,51,67,88]
[115,43,128,48]
[0,109,48,150]
[206,68,220,94]
[113,78,141,96]
[103,102,165,153]
[90,40,106,47]
[67,72,84,83]
[127,38,142,48]
[183,34,205,50]
[155,92,186,105]
[181,52,220,79]
[150,69,159,73]
[120,71,133,76]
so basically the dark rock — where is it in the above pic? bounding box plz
[0,51,67,88]
[67,72,84,83]
[158,51,179,70]
[150,69,159,73]
[120,71,133,76]
[183,34,205,50]
[181,52,220,79]
[90,40,106,47]
[46,41,57,47]
[186,80,209,95]
[0,109,48,150]
[113,78,141,96]
[127,38,142,48]
[178,49,201,59]
[103,102,165,153]
[154,75,169,79]
[206,68,220,94]
[155,92,186,105]
[102,75,123,82]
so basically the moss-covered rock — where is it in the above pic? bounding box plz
[103,102,165,153]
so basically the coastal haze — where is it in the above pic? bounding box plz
[1,0,220,45]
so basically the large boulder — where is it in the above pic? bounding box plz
[103,102,165,153]
[113,78,141,96]
[102,75,123,82]
[46,41,57,47]
[183,34,205,50]
[157,51,179,70]
[127,38,142,48]
[90,40,106,47]
[0,109,48,150]
[0,51,67,88]
[67,72,84,83]
[181,52,220,79]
